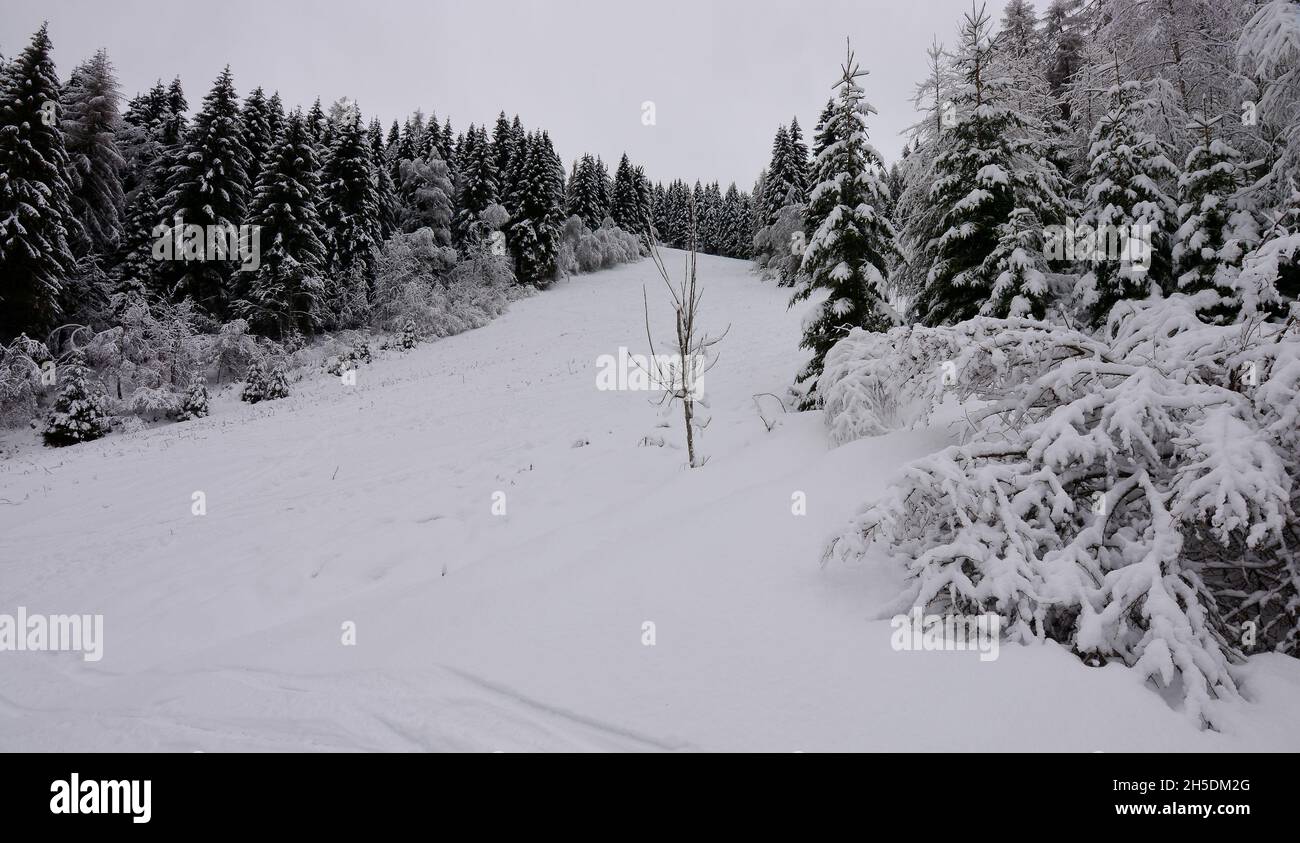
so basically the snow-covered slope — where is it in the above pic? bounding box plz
[2,250,1298,751]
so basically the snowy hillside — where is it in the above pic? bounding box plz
[3,250,1298,752]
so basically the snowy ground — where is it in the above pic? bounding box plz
[2,249,1299,752]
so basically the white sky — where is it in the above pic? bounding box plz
[2,0,1038,188]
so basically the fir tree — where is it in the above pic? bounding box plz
[1173,110,1256,323]
[610,153,645,234]
[176,374,209,421]
[241,359,269,403]
[319,103,381,308]
[792,40,901,408]
[507,132,564,284]
[454,124,499,244]
[0,25,79,340]
[369,118,399,239]
[60,48,126,255]
[1080,73,1179,325]
[42,351,112,446]
[157,66,251,316]
[913,5,1066,326]
[243,109,327,337]
[240,86,274,194]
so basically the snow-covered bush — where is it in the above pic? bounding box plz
[265,365,290,400]
[81,295,203,401]
[128,386,180,422]
[822,297,1300,726]
[0,334,54,428]
[400,320,418,350]
[42,351,113,447]
[207,318,261,383]
[752,203,807,286]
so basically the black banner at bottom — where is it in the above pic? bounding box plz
[0,752,1281,829]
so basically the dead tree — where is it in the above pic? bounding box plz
[641,210,729,468]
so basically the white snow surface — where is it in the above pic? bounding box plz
[2,250,1299,752]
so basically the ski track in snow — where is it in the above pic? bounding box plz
[2,249,1299,752]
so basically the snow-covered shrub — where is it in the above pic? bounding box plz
[822,297,1300,726]
[207,318,261,383]
[42,352,113,447]
[82,295,203,401]
[128,386,179,422]
[400,320,418,350]
[176,377,209,421]
[0,334,54,428]
[556,216,644,275]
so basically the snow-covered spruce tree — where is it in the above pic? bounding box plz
[789,40,901,410]
[240,359,269,403]
[176,374,209,420]
[565,154,606,229]
[610,153,645,235]
[265,364,290,400]
[454,125,499,245]
[821,302,1300,725]
[1173,111,1258,324]
[401,319,418,350]
[506,132,565,285]
[239,86,274,197]
[0,25,79,340]
[60,48,126,256]
[157,66,250,316]
[1079,73,1180,326]
[319,103,381,325]
[369,119,400,240]
[42,351,112,446]
[241,109,327,338]
[912,5,1067,327]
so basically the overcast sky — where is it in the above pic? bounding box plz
[2,0,1033,188]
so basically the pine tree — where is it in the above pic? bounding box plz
[241,359,269,403]
[369,118,399,239]
[319,103,381,314]
[913,5,1066,326]
[305,97,327,151]
[243,109,327,337]
[157,66,251,316]
[0,25,79,340]
[177,375,209,420]
[240,86,274,195]
[60,48,126,255]
[610,153,644,234]
[791,40,901,408]
[507,132,564,284]
[1173,110,1256,323]
[1080,73,1180,325]
[42,350,112,446]
[565,154,605,228]
[454,124,499,244]
[266,92,285,142]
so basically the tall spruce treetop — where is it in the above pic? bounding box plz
[60,48,126,255]
[610,152,644,233]
[454,124,500,244]
[565,153,606,228]
[787,116,809,198]
[0,24,79,339]
[240,86,274,194]
[158,65,250,314]
[913,4,1067,326]
[791,39,901,409]
[319,103,381,280]
[244,109,327,336]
